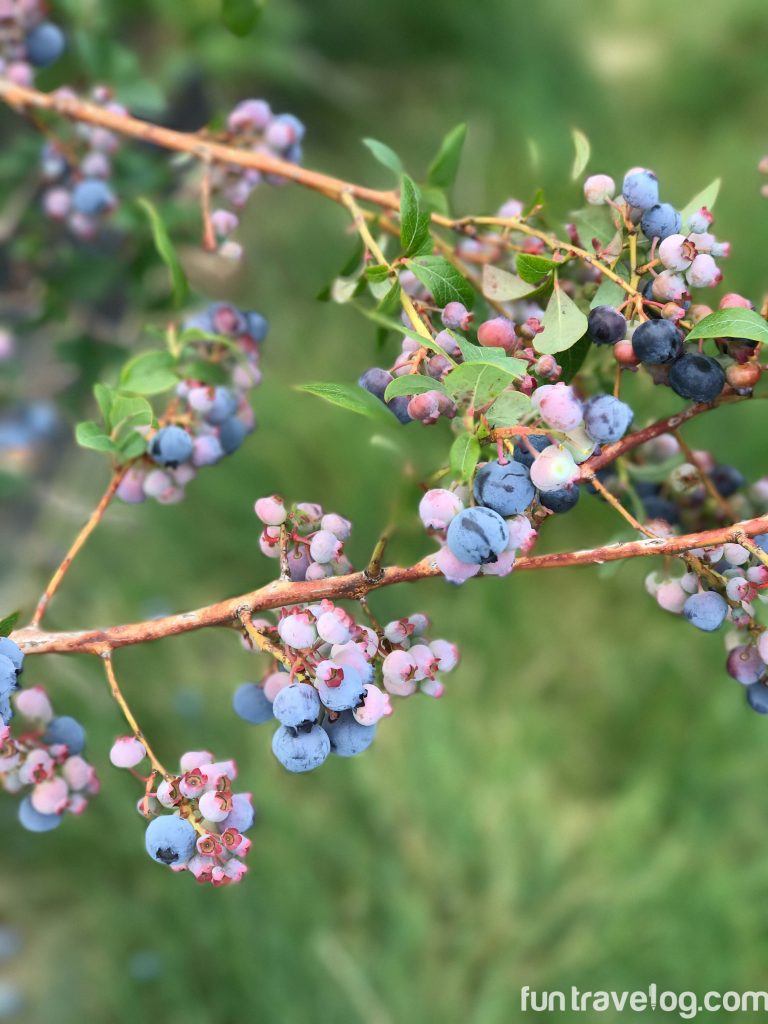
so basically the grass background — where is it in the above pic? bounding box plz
[3,0,768,1020]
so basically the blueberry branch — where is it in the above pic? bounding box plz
[11,512,768,659]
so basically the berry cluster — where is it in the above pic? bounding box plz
[254,495,353,581]
[40,86,124,238]
[0,2,65,85]
[646,531,768,716]
[117,748,253,886]
[238,496,459,771]
[418,382,635,581]
[358,294,558,426]
[203,100,305,260]
[117,302,267,505]
[0,671,98,834]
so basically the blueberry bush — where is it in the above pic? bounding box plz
[4,3,768,892]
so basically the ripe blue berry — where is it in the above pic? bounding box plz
[746,683,768,714]
[587,306,627,346]
[203,387,239,425]
[539,483,580,513]
[473,460,535,516]
[446,507,509,565]
[149,425,194,468]
[631,320,684,364]
[43,716,86,754]
[622,169,659,210]
[583,394,634,443]
[358,367,392,399]
[708,465,745,498]
[683,591,728,632]
[71,179,116,217]
[272,683,320,728]
[316,664,365,712]
[668,354,725,403]
[640,203,682,242]
[323,711,377,756]
[245,311,269,342]
[641,495,680,525]
[145,815,197,866]
[25,22,66,67]
[218,416,247,454]
[271,724,330,773]
[0,638,23,675]
[512,434,550,469]
[18,797,61,833]
[232,683,274,724]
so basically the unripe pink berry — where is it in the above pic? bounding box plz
[309,529,342,564]
[180,750,214,772]
[477,316,517,352]
[531,382,583,430]
[652,271,690,303]
[63,756,93,791]
[505,515,537,551]
[199,790,231,823]
[31,777,68,815]
[320,513,352,540]
[14,686,53,723]
[656,580,688,614]
[419,488,463,530]
[354,684,392,725]
[529,445,579,490]
[583,173,615,205]
[497,198,524,218]
[481,549,516,576]
[435,545,481,584]
[687,253,722,289]
[719,293,753,310]
[429,639,459,672]
[109,736,147,769]
[613,340,639,367]
[658,233,695,272]
[277,610,317,649]
[254,495,287,527]
[407,391,442,424]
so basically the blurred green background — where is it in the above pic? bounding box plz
[2,0,768,1021]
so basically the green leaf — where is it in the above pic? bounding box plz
[452,336,526,375]
[179,359,231,385]
[0,611,20,637]
[296,382,392,420]
[559,331,592,383]
[384,375,446,401]
[120,351,178,395]
[75,421,118,453]
[516,253,560,284]
[680,178,721,228]
[687,308,768,344]
[481,264,536,303]
[137,197,189,308]
[449,432,481,482]
[111,393,153,427]
[221,0,262,35]
[362,138,403,179]
[485,391,533,428]
[377,281,402,317]
[535,285,589,355]
[427,123,467,189]
[573,204,619,248]
[364,265,392,284]
[400,175,432,257]
[117,432,148,460]
[590,277,627,310]
[93,383,115,431]
[570,128,591,181]
[406,256,474,308]
[444,362,519,409]
[418,186,449,216]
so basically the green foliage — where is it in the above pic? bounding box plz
[444,362,520,408]
[482,264,537,302]
[119,351,178,396]
[406,256,474,308]
[362,138,404,178]
[570,128,590,180]
[221,0,263,35]
[515,253,560,284]
[449,431,480,480]
[485,390,533,427]
[0,611,20,637]
[687,308,768,343]
[427,122,467,189]
[384,375,446,400]
[535,284,589,354]
[296,381,392,419]
[399,175,432,257]
[137,198,189,308]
